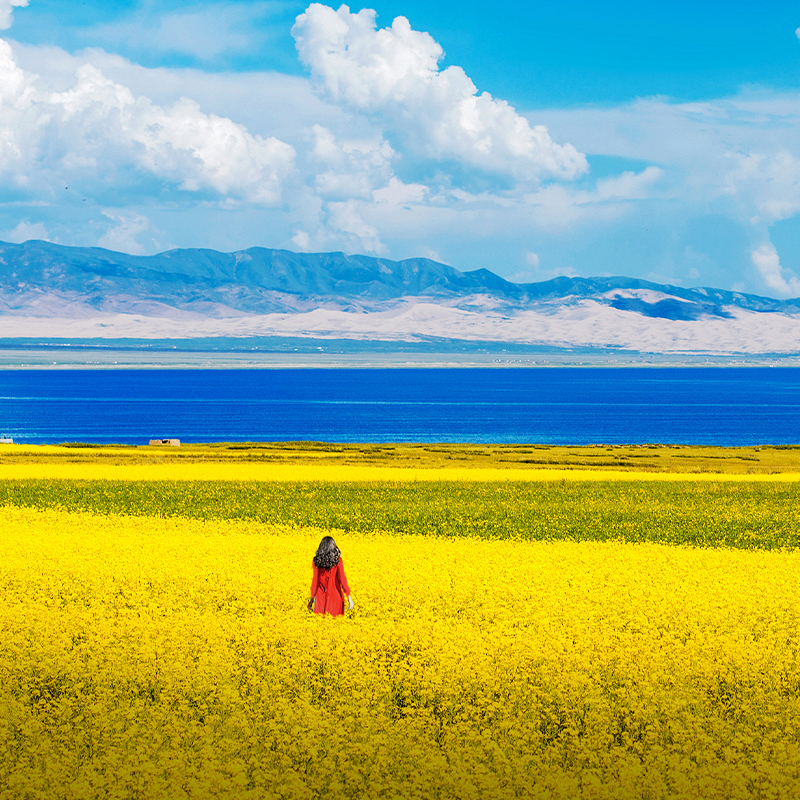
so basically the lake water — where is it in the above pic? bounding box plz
[1,367,799,446]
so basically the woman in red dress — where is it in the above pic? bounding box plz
[307,536,353,617]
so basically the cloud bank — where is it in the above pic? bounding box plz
[0,3,595,260]
[1,2,799,299]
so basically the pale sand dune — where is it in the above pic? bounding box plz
[3,300,800,354]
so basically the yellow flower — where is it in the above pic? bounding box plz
[1,482,799,799]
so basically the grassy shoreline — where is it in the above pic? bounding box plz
[3,441,800,473]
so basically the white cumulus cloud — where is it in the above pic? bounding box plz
[50,64,296,203]
[0,39,39,173]
[0,219,49,243]
[0,0,27,31]
[595,166,663,201]
[726,150,800,225]
[299,125,436,254]
[326,198,385,254]
[97,210,155,255]
[309,123,394,201]
[751,241,800,298]
[292,3,587,182]
[525,251,540,268]
[0,38,296,205]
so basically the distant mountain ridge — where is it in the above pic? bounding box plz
[1,239,797,319]
[2,240,800,356]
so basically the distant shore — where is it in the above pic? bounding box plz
[1,343,799,369]
[3,441,800,475]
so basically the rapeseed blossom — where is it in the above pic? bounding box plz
[1,478,797,549]
[0,462,799,482]
[2,506,800,799]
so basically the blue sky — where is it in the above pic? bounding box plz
[2,0,800,297]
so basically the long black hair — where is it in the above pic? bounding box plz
[313,536,341,570]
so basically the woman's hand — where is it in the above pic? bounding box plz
[307,598,314,612]
[348,596,354,610]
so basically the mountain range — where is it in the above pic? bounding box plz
[1,240,800,356]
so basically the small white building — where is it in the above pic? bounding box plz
[0,435,12,444]
[149,438,180,447]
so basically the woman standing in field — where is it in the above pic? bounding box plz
[308,536,354,617]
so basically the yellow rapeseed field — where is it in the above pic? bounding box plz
[1,461,800,482]
[2,505,800,799]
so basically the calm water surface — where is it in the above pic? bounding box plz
[0,367,798,446]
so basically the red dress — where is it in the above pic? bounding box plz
[310,558,350,616]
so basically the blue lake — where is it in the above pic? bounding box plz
[1,367,799,446]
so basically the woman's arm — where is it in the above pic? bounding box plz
[337,559,354,609]
[308,563,319,611]
[337,558,350,594]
